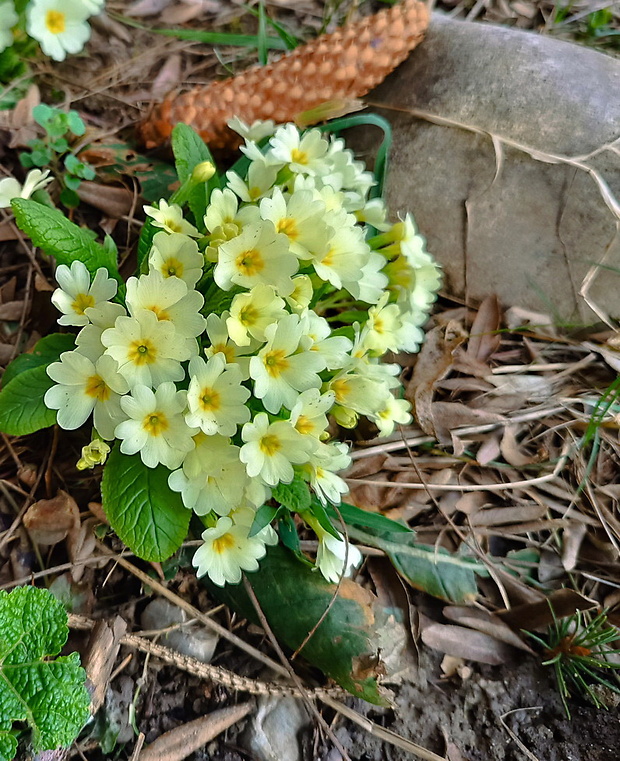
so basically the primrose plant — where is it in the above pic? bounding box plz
[0,120,441,589]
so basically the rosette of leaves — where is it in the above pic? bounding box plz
[21,104,96,208]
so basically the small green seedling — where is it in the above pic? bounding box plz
[0,585,90,760]
[526,607,620,717]
[20,104,96,208]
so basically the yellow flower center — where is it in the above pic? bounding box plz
[148,304,171,321]
[330,378,350,404]
[213,533,236,554]
[239,305,259,326]
[128,339,157,365]
[263,349,289,377]
[235,248,264,277]
[295,415,314,436]
[259,434,281,457]
[321,247,335,268]
[291,148,308,165]
[165,219,183,233]
[72,292,95,316]
[142,412,169,436]
[372,316,385,334]
[276,217,299,240]
[84,374,110,402]
[249,186,262,201]
[199,386,221,412]
[211,342,236,364]
[163,258,184,278]
[45,9,66,34]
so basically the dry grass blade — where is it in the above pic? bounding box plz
[138,703,255,761]
[68,614,344,699]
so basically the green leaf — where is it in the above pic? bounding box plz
[272,473,311,512]
[101,445,191,562]
[203,544,390,704]
[66,111,86,136]
[171,122,220,223]
[11,198,123,294]
[32,103,56,129]
[0,365,56,436]
[2,333,75,387]
[137,217,158,272]
[249,504,281,537]
[60,188,80,208]
[0,586,90,759]
[327,501,411,535]
[346,523,483,604]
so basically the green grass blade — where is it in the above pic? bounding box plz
[317,113,393,199]
[257,0,268,66]
[241,3,300,50]
[111,13,289,50]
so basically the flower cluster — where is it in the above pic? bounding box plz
[1,0,104,62]
[44,122,441,586]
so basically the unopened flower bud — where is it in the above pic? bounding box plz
[191,161,216,184]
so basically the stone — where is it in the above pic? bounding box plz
[354,14,620,322]
[140,598,218,664]
[242,695,309,761]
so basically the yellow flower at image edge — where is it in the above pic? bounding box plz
[26,0,92,62]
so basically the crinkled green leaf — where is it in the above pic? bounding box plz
[272,473,311,512]
[11,199,123,294]
[0,364,56,436]
[101,445,190,562]
[203,544,390,705]
[171,123,220,224]
[2,333,75,388]
[0,586,90,760]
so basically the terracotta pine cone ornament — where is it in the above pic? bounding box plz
[138,0,429,151]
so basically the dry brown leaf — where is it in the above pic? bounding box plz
[23,491,80,545]
[76,182,134,218]
[466,294,501,363]
[500,426,535,468]
[126,0,173,16]
[408,320,467,436]
[561,523,587,571]
[485,373,554,400]
[442,606,533,652]
[430,402,505,445]
[83,616,128,714]
[139,702,255,761]
[421,623,514,665]
[468,503,547,527]
[476,433,501,466]
[0,301,25,321]
[498,588,597,630]
[151,54,183,101]
[161,0,221,24]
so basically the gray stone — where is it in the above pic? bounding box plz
[140,598,218,664]
[355,15,620,322]
[242,695,309,761]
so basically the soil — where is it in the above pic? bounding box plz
[336,649,620,761]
